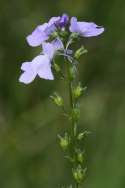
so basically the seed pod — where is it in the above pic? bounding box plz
[74,46,88,59]
[50,93,64,107]
[72,165,87,183]
[58,133,70,150]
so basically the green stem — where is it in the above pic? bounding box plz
[69,77,73,108]
[67,62,80,188]
[67,63,76,138]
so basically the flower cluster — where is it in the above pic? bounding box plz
[19,14,104,84]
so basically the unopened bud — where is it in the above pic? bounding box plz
[58,133,70,150]
[74,46,88,59]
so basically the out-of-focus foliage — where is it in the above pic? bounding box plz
[0,0,125,188]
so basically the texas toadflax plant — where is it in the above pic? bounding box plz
[19,14,104,188]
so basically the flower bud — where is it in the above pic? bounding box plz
[50,93,64,107]
[58,133,70,150]
[72,165,86,183]
[74,46,88,59]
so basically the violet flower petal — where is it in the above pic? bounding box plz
[69,17,80,33]
[51,38,64,51]
[26,17,60,47]
[44,24,56,36]
[19,62,37,84]
[31,55,54,80]
[36,55,54,80]
[44,16,60,35]
[42,38,64,60]
[26,24,49,47]
[70,17,104,37]
[42,42,55,60]
[81,25,104,37]
[48,16,61,25]
[19,55,54,84]
[57,14,69,27]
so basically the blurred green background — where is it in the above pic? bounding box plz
[0,0,125,187]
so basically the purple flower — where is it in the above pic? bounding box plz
[56,14,69,28]
[19,55,54,84]
[26,23,48,47]
[26,14,68,47]
[69,17,104,37]
[19,39,64,84]
[42,38,64,59]
[19,15,105,84]
[26,17,60,47]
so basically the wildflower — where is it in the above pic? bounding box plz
[56,13,69,28]
[69,17,104,37]
[19,15,105,84]
[19,55,53,84]
[27,14,68,47]
[19,38,64,84]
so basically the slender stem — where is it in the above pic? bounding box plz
[67,63,74,137]
[64,40,84,188]
[67,61,81,188]
[69,78,73,109]
[67,63,78,137]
